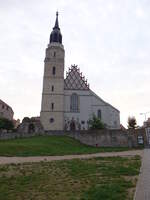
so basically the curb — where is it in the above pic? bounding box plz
[133,149,145,200]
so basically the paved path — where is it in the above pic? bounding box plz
[134,149,150,200]
[0,150,143,165]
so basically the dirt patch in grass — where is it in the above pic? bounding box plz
[0,156,141,200]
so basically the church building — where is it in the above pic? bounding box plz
[40,13,120,131]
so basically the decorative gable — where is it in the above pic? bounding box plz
[64,65,89,90]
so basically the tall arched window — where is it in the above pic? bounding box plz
[97,109,101,119]
[70,93,79,112]
[52,67,56,75]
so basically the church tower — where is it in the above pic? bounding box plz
[40,12,65,130]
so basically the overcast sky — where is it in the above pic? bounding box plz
[0,0,150,126]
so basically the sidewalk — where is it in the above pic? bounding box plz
[0,150,143,165]
[134,149,150,200]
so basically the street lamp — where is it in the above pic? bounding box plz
[140,112,150,121]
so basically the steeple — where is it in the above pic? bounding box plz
[50,12,62,44]
[41,11,65,131]
[54,11,59,29]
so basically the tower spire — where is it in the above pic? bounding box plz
[41,12,65,131]
[54,11,60,30]
[50,11,62,44]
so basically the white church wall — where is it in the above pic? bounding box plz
[107,106,120,129]
[92,105,109,124]
[64,90,92,130]
[64,89,120,130]
[90,90,120,129]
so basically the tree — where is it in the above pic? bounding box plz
[0,118,14,130]
[88,115,105,130]
[127,116,137,129]
[22,117,31,123]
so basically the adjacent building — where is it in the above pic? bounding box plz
[40,13,120,131]
[0,99,14,121]
[143,118,150,146]
[143,118,150,127]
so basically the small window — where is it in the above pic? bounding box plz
[97,109,101,119]
[51,103,54,110]
[53,52,56,57]
[52,67,56,75]
[51,85,54,92]
[81,121,85,124]
[50,118,54,123]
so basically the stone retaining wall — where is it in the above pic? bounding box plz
[67,130,129,147]
[67,129,146,147]
[0,128,146,148]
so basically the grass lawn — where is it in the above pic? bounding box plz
[0,156,141,200]
[0,136,138,156]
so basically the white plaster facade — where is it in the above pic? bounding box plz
[64,79,120,130]
[40,13,120,131]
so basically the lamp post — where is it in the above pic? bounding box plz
[140,112,150,122]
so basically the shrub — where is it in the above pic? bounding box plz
[0,118,14,130]
[88,115,105,130]
[22,117,31,123]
